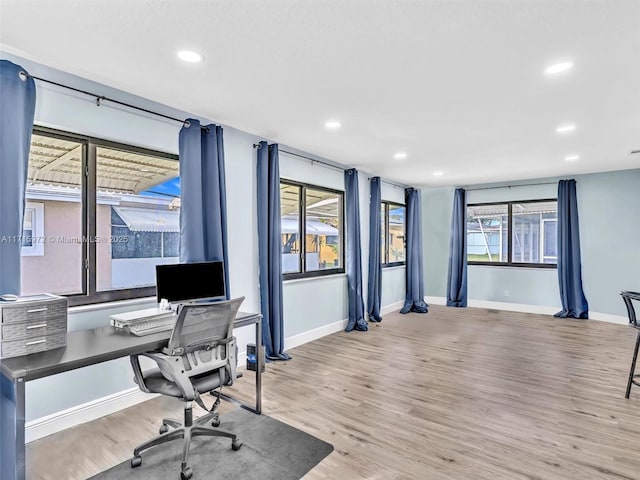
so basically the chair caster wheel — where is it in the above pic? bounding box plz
[159,424,169,434]
[181,466,193,480]
[232,439,242,451]
[211,417,220,427]
[131,455,142,468]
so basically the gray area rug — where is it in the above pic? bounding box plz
[90,408,333,480]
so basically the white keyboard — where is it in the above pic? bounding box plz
[110,307,173,324]
[125,313,177,336]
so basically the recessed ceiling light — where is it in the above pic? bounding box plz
[177,50,203,63]
[545,61,573,75]
[325,120,341,130]
[564,154,580,162]
[556,124,576,133]
[393,152,407,160]
[433,170,444,176]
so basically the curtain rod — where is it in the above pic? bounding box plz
[254,144,409,189]
[464,181,557,192]
[383,179,409,190]
[22,72,208,130]
[280,149,346,172]
[369,177,409,190]
[253,144,345,172]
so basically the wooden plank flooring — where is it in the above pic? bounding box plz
[26,305,640,479]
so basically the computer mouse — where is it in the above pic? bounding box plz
[0,294,19,302]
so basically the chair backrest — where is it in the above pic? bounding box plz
[165,296,244,376]
[620,291,639,327]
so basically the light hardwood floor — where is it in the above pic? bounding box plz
[27,305,640,480]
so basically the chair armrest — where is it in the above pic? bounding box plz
[621,291,640,301]
[130,354,151,394]
[620,291,640,327]
[130,352,197,400]
[226,337,237,386]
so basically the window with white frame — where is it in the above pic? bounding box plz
[21,202,45,256]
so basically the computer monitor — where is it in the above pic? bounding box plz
[155,261,226,304]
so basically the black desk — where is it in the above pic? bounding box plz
[0,311,262,480]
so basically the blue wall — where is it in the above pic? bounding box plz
[577,169,640,316]
[422,186,454,298]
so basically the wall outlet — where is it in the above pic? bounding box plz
[504,290,510,298]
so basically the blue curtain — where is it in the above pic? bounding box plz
[178,120,230,299]
[446,188,467,307]
[344,169,368,331]
[367,177,383,322]
[256,142,291,360]
[400,188,429,314]
[0,61,36,295]
[555,179,589,319]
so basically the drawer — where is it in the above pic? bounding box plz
[1,316,67,341]
[0,332,67,359]
[1,299,67,324]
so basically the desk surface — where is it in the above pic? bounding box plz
[0,311,261,382]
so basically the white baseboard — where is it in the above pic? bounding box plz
[587,312,628,325]
[282,301,405,350]
[285,318,347,350]
[26,388,159,443]
[425,296,447,305]
[381,301,404,315]
[425,296,627,325]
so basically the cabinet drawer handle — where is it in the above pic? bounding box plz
[26,323,47,330]
[26,339,46,346]
[27,307,48,313]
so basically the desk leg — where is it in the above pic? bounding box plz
[1,372,25,480]
[216,320,262,415]
[255,319,262,414]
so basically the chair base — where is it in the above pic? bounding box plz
[131,405,241,479]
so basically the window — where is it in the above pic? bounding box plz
[21,202,45,256]
[280,180,344,279]
[381,201,406,266]
[466,199,557,267]
[21,127,180,305]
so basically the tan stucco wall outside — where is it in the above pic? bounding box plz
[21,201,113,295]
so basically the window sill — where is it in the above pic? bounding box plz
[468,263,557,270]
[383,263,406,270]
[283,273,347,285]
[69,296,156,314]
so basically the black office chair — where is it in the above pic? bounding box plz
[620,291,640,399]
[129,297,245,480]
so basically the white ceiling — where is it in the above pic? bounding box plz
[1,0,639,187]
